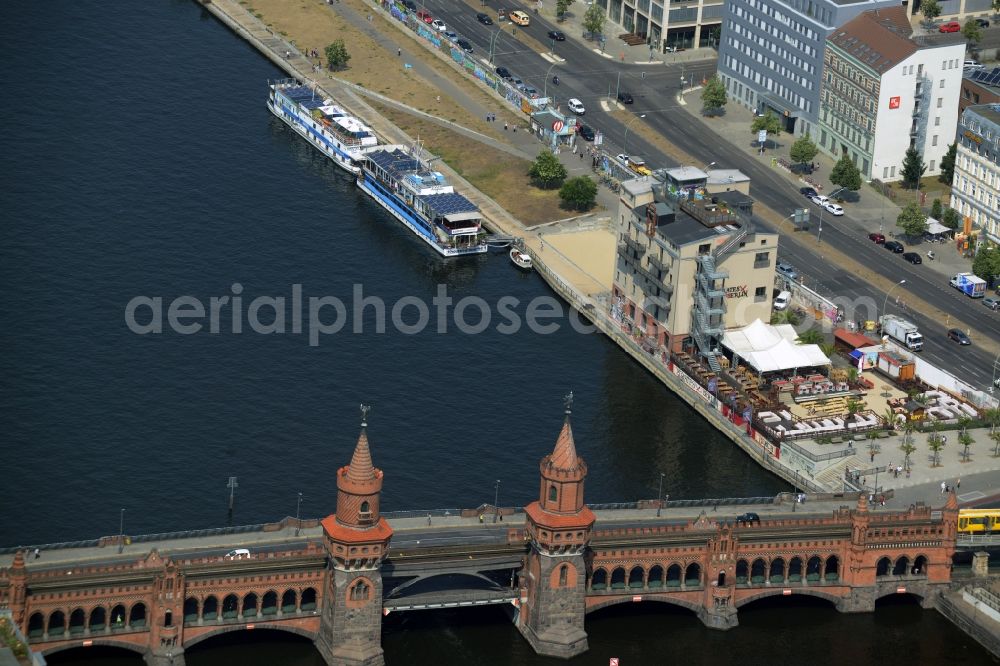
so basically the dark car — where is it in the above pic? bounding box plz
[868,232,885,244]
[976,18,990,28]
[800,186,817,199]
[547,30,566,41]
[948,328,971,345]
[476,12,493,25]
[457,39,473,53]
[903,252,922,264]
[577,124,595,141]
[736,512,761,526]
[403,0,416,9]
[884,240,904,253]
[495,66,512,80]
[617,91,634,104]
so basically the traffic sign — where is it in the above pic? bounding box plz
[610,659,619,666]
[553,120,564,132]
[757,129,767,144]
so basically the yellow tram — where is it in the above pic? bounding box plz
[958,509,1000,534]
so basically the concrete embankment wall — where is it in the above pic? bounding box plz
[936,592,1000,658]
[198,0,816,492]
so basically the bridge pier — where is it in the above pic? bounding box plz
[144,647,185,666]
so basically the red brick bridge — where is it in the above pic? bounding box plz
[0,407,961,665]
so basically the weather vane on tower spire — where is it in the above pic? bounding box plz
[360,403,371,427]
[564,391,574,415]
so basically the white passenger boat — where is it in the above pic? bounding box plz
[510,247,533,270]
[267,80,379,174]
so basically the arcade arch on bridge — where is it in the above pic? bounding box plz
[876,554,930,578]
[735,554,840,585]
[182,586,317,624]
[587,561,704,593]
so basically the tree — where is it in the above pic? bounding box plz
[556,0,574,19]
[991,429,1000,458]
[927,426,946,467]
[939,142,957,184]
[846,397,865,417]
[963,20,983,44]
[796,329,825,345]
[930,198,943,220]
[921,0,942,21]
[972,245,1000,282]
[900,147,927,189]
[701,76,728,115]
[899,427,916,470]
[942,207,961,229]
[559,176,598,211]
[771,309,801,326]
[325,39,351,70]
[790,133,819,167]
[582,3,607,38]
[959,430,975,462]
[896,201,928,237]
[993,0,1000,13]
[829,153,862,192]
[528,150,567,189]
[751,112,782,140]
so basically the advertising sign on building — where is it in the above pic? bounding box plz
[889,96,901,109]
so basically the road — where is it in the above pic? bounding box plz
[410,2,1000,393]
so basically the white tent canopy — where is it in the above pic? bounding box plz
[721,319,831,374]
[925,218,951,236]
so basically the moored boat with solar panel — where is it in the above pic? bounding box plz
[267,79,379,174]
[356,146,488,257]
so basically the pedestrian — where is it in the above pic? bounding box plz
[957,477,961,489]
[906,468,911,478]
[896,465,902,477]
[504,122,508,131]
[862,477,866,487]
[580,152,584,160]
[513,126,517,133]
[499,513,503,522]
[397,47,402,57]
[33,548,40,559]
[478,514,484,523]
[427,514,432,526]
[870,451,875,463]
[941,481,946,494]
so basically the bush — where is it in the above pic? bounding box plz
[559,176,597,211]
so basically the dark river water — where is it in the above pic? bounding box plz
[5,1,994,664]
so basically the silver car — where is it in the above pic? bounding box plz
[776,261,799,280]
[984,296,1000,311]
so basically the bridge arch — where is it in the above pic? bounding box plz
[874,588,926,603]
[825,555,840,581]
[750,558,766,584]
[281,589,298,613]
[41,638,147,657]
[628,566,645,589]
[110,604,126,628]
[913,555,928,575]
[69,608,85,635]
[243,592,259,618]
[647,565,664,589]
[876,556,892,577]
[736,559,748,583]
[129,602,147,628]
[736,588,842,609]
[262,590,279,616]
[47,610,65,636]
[666,564,681,588]
[222,593,239,619]
[610,567,626,590]
[387,572,503,599]
[769,558,785,584]
[589,568,607,590]
[182,623,318,650]
[788,557,803,582]
[587,594,703,616]
[202,595,218,621]
[892,556,910,576]
[89,606,107,631]
[301,587,317,611]
[685,563,701,586]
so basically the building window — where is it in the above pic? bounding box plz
[940,79,945,88]
[935,116,941,127]
[937,97,943,108]
[932,135,938,146]
[559,565,569,587]
[698,243,710,255]
[883,166,889,179]
[755,286,767,302]
[930,159,936,171]
[754,251,769,268]
[549,485,558,502]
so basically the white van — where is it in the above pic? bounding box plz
[224,548,251,560]
[773,291,791,311]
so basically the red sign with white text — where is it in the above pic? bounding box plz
[889,96,901,109]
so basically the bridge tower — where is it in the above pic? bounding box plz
[518,394,595,659]
[316,406,393,666]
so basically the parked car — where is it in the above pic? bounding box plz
[431,19,446,32]
[776,261,799,280]
[510,76,523,87]
[457,39,473,53]
[402,0,416,9]
[947,328,971,345]
[617,91,634,104]
[984,296,1000,311]
[773,290,792,311]
[495,66,512,80]
[800,186,818,199]
[224,548,251,560]
[444,31,458,43]
[524,86,539,98]
[975,18,990,28]
[965,59,985,69]
[902,252,922,264]
[736,512,761,526]
[811,194,830,206]
[884,240,905,253]
[417,9,433,23]
[547,30,566,41]
[868,232,886,244]
[476,12,493,25]
[577,124,595,141]
[939,21,961,33]
[567,98,586,115]
[823,202,844,216]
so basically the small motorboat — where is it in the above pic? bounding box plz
[510,247,533,270]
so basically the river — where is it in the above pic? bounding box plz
[3,1,993,664]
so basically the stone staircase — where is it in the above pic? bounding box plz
[813,454,861,491]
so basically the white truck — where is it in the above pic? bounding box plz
[949,272,986,298]
[879,314,923,351]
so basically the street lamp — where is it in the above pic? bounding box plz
[295,492,303,536]
[542,62,559,98]
[817,187,847,245]
[622,114,647,158]
[656,473,665,517]
[488,29,503,64]
[703,161,716,171]
[493,479,501,523]
[118,508,126,554]
[880,279,907,323]
[990,351,1000,393]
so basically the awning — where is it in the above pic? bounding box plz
[835,329,877,349]
[925,218,951,235]
[721,319,831,373]
[444,211,481,223]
